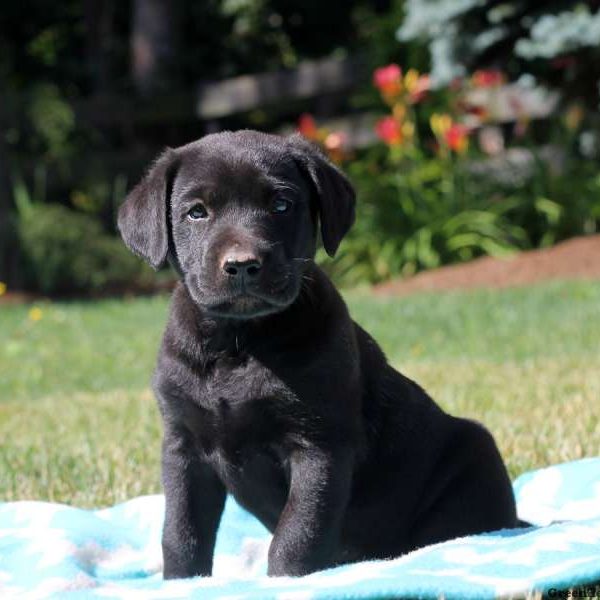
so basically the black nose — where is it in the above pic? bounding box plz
[222,258,262,278]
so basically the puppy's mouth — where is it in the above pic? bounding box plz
[211,294,284,318]
[187,276,300,319]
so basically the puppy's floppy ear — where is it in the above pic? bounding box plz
[118,148,177,269]
[288,134,355,257]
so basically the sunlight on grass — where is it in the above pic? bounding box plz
[404,357,600,479]
[0,296,166,401]
[1,280,599,506]
[0,390,161,506]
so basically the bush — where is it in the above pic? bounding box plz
[320,153,528,285]
[321,150,600,286]
[17,203,154,295]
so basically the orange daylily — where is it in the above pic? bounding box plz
[445,124,469,153]
[430,113,452,138]
[373,64,403,100]
[297,113,319,140]
[297,114,348,162]
[471,69,504,88]
[404,69,430,104]
[375,116,404,146]
[324,131,348,163]
[430,113,469,154]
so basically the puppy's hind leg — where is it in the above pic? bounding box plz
[409,419,518,550]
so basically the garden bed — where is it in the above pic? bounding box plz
[374,234,600,296]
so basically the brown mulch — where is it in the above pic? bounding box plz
[373,235,600,296]
[0,278,177,305]
[0,291,41,305]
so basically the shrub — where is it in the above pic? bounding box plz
[322,150,600,286]
[17,202,154,295]
[320,152,529,285]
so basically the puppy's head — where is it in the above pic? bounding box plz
[118,130,355,319]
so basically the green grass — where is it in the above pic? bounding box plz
[1,280,599,507]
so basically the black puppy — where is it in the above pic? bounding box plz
[118,130,518,579]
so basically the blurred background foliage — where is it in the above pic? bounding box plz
[1,0,599,294]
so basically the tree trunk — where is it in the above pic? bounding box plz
[131,0,180,96]
[84,0,116,93]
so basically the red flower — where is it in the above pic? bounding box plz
[297,113,318,139]
[373,64,402,95]
[375,116,403,146]
[444,124,469,153]
[471,69,504,88]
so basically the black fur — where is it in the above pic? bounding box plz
[118,130,518,579]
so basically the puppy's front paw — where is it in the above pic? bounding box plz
[267,541,320,577]
[162,544,212,579]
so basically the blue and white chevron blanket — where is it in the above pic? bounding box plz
[1,458,600,599]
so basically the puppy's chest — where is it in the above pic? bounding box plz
[185,353,295,463]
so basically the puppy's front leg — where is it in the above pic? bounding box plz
[161,424,226,579]
[268,446,353,576]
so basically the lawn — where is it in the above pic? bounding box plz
[1,280,599,507]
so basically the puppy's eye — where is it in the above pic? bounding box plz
[187,204,208,220]
[272,198,292,214]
